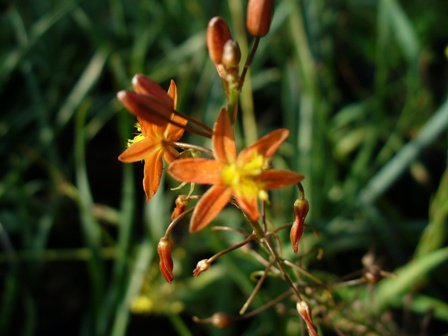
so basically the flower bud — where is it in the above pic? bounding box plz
[207,17,232,65]
[222,40,241,70]
[246,0,274,37]
[290,198,309,254]
[296,301,318,336]
[157,237,174,283]
[210,312,234,328]
[171,195,189,220]
[193,312,234,329]
[131,74,174,108]
[193,259,211,277]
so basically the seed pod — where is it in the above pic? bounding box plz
[246,0,274,37]
[207,17,232,65]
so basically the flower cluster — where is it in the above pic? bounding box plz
[117,0,318,334]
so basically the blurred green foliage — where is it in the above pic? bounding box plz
[1,0,447,335]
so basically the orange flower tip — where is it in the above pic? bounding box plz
[246,0,274,37]
[207,16,232,65]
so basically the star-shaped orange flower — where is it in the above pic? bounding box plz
[118,74,187,201]
[168,108,304,232]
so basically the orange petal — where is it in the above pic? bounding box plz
[143,149,164,201]
[118,138,158,163]
[234,194,260,222]
[132,74,173,108]
[164,113,187,141]
[168,158,224,184]
[167,80,177,109]
[256,170,304,190]
[117,91,173,127]
[163,146,180,164]
[190,185,232,232]
[238,128,289,162]
[213,108,237,163]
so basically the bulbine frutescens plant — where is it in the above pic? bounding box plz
[117,1,323,334]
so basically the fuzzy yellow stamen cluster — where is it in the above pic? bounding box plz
[127,122,145,147]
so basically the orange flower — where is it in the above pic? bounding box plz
[168,108,304,233]
[118,74,187,201]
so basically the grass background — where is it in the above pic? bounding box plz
[1,0,447,335]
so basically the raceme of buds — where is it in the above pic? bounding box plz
[290,198,309,254]
[246,0,274,37]
[296,301,318,336]
[157,237,174,283]
[207,17,232,65]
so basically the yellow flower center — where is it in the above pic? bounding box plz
[221,153,269,200]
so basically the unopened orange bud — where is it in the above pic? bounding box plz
[131,74,174,107]
[290,198,309,254]
[157,237,174,283]
[246,0,274,37]
[117,91,173,127]
[222,40,241,70]
[207,17,232,65]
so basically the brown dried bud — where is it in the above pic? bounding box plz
[157,237,174,283]
[222,40,241,70]
[193,259,211,277]
[296,301,318,336]
[290,198,309,254]
[210,312,234,328]
[207,17,232,65]
[171,195,189,220]
[193,312,234,329]
[246,0,274,37]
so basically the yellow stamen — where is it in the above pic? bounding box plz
[221,153,269,200]
[127,122,145,147]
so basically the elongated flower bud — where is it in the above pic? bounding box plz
[157,237,174,283]
[296,301,318,336]
[207,17,232,65]
[246,0,274,37]
[290,198,309,254]
[132,74,174,107]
